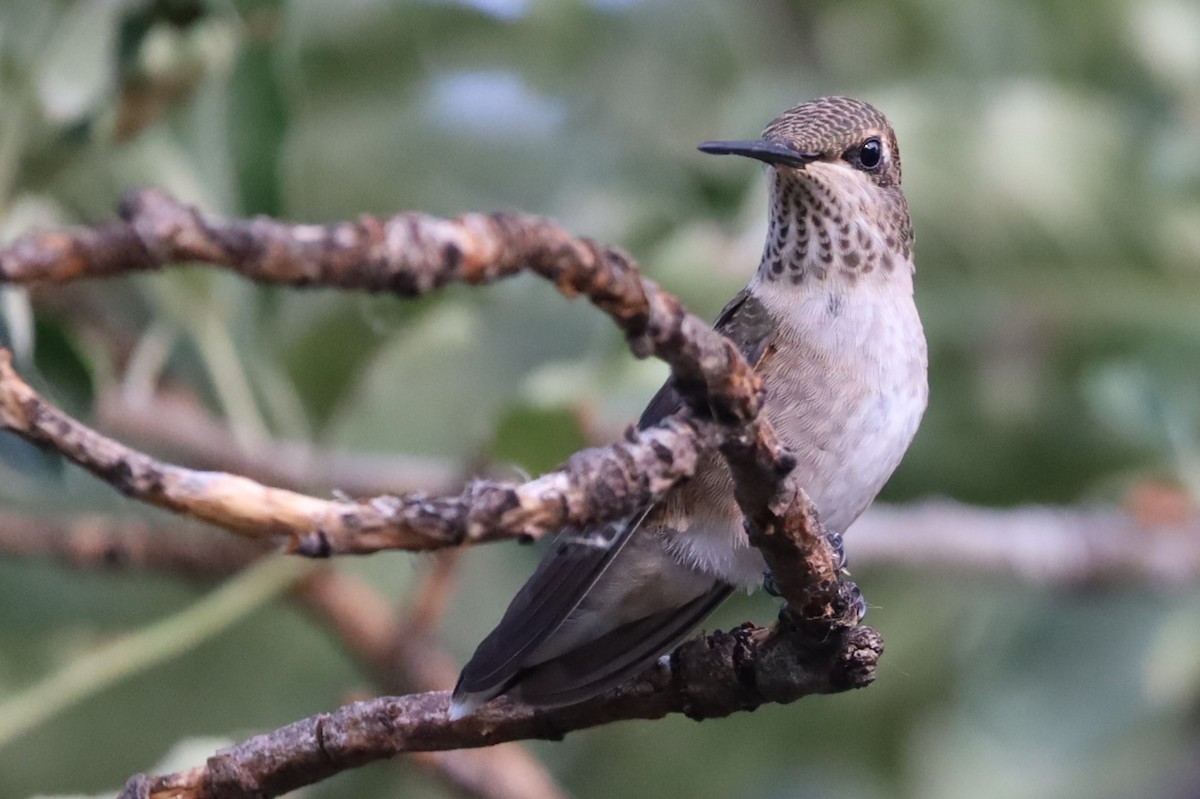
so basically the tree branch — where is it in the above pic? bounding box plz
[0,346,710,554]
[103,491,873,796]
[1,188,768,427]
[117,623,880,799]
[0,190,801,592]
[1,190,869,795]
[852,500,1200,586]
[95,385,463,496]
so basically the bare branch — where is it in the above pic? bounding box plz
[0,512,266,577]
[0,220,153,283]
[96,386,463,496]
[852,500,1200,586]
[1,188,769,428]
[117,623,881,799]
[0,346,708,554]
[1,190,867,794]
[0,189,797,554]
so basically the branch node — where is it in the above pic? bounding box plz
[753,624,882,704]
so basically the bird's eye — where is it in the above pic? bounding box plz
[857,137,883,170]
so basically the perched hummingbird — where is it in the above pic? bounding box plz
[450,96,927,718]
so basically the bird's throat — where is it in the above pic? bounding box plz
[757,168,911,287]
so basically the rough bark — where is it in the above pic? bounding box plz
[116,624,881,799]
[0,190,877,796]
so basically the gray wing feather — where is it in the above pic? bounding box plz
[453,510,651,697]
[453,289,774,709]
[510,582,733,707]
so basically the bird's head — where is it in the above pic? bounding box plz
[701,96,912,283]
[699,95,902,189]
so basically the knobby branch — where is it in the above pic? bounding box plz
[0,190,872,799]
[0,188,842,605]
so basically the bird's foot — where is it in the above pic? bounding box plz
[823,529,865,625]
[763,570,782,597]
[824,529,848,573]
[776,577,867,633]
[835,579,868,625]
[762,528,850,598]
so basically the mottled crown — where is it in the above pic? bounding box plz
[763,96,901,186]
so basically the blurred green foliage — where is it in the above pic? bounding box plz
[1,0,1199,797]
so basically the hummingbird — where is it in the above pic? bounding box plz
[450,96,927,718]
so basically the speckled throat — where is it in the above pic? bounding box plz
[758,166,913,285]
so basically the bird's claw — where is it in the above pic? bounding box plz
[763,570,781,597]
[824,529,848,573]
[766,528,864,625]
[836,579,868,625]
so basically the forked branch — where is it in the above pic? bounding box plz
[1,191,870,797]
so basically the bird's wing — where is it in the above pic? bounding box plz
[509,581,733,707]
[452,509,653,707]
[638,287,776,428]
[451,288,776,714]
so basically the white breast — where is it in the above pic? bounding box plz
[664,271,927,590]
[757,270,928,533]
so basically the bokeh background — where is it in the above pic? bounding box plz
[2,0,1200,797]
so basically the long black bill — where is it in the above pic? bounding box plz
[697,139,819,169]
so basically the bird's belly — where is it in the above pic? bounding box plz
[769,294,927,533]
[775,375,924,533]
[665,288,927,589]
[660,378,924,589]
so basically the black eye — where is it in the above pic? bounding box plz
[857,137,882,170]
